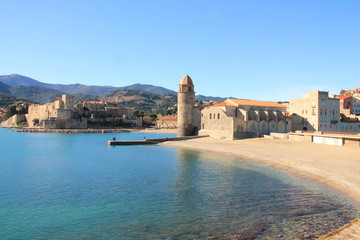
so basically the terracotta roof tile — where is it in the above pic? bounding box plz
[334,95,351,100]
[163,117,177,121]
[209,102,236,107]
[227,98,287,108]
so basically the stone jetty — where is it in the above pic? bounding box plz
[13,128,138,134]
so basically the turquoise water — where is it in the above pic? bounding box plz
[0,128,359,240]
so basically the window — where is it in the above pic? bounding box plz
[320,117,323,121]
[320,109,322,115]
[332,101,335,106]
[218,113,220,119]
[322,101,325,106]
[325,109,327,115]
[202,123,204,129]
[210,113,212,119]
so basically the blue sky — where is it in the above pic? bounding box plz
[0,0,359,101]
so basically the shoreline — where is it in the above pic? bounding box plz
[159,135,360,239]
[161,137,360,204]
[8,127,178,134]
[4,127,360,238]
[10,128,143,134]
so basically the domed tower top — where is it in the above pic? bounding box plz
[179,75,194,93]
[180,75,193,85]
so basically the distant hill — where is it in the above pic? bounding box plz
[0,82,11,95]
[8,86,64,104]
[0,80,99,104]
[117,83,176,95]
[0,74,228,107]
[0,74,176,96]
[196,95,227,101]
[0,74,44,87]
[100,89,177,112]
[0,94,34,108]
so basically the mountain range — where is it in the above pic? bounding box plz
[0,74,176,96]
[0,74,226,107]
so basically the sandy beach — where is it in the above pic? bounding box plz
[147,130,360,239]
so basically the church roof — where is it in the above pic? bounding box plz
[180,75,193,85]
[227,98,287,108]
[209,102,237,107]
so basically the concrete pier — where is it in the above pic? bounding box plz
[108,135,208,146]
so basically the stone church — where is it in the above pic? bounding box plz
[177,75,201,136]
[177,75,291,139]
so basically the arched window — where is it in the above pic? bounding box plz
[202,123,204,129]
[210,113,212,119]
[218,113,220,119]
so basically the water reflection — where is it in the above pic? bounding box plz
[170,148,359,239]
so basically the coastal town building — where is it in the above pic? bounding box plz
[288,91,360,133]
[333,95,360,116]
[176,75,290,139]
[26,94,86,129]
[156,115,177,129]
[83,101,134,119]
[199,98,290,139]
[340,87,360,97]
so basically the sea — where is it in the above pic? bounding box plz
[0,128,359,240]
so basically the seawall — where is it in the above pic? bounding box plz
[12,128,138,134]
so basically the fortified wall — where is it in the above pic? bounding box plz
[26,95,86,129]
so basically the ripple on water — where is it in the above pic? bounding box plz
[0,129,358,240]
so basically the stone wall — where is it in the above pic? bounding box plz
[156,119,177,129]
[199,107,235,139]
[0,114,27,128]
[43,119,87,129]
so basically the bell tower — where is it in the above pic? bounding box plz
[177,75,195,136]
